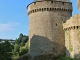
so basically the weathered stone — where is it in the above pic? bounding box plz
[27,1,72,60]
[63,14,80,59]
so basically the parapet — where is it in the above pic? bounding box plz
[27,1,72,15]
[34,0,70,2]
[63,14,80,30]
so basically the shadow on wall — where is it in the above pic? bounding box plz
[65,47,70,57]
[74,53,80,59]
[65,48,80,59]
[16,36,80,60]
[29,35,65,59]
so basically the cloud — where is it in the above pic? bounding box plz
[0,22,20,31]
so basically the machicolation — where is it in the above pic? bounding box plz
[64,26,80,31]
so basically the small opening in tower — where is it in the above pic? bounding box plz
[74,26,75,29]
[56,24,57,26]
[47,8,49,11]
[34,2,36,5]
[34,9,36,12]
[77,26,78,29]
[50,8,51,11]
[42,8,44,11]
[62,2,64,5]
[51,1,53,4]
[44,8,46,11]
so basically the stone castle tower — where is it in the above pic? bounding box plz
[27,0,72,60]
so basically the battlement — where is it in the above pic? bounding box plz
[63,14,80,30]
[27,1,72,15]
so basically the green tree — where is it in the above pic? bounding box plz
[19,42,29,56]
[15,33,23,44]
[0,39,1,42]
[0,41,13,60]
[12,33,29,59]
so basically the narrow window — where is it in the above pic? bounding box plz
[77,26,78,29]
[34,2,36,5]
[51,1,53,4]
[62,2,64,5]
[56,24,57,26]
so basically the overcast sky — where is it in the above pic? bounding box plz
[0,0,78,39]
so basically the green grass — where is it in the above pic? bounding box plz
[57,56,79,60]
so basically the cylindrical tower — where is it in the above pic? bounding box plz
[27,0,72,60]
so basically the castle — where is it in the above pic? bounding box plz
[27,0,80,60]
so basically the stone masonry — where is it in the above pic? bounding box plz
[63,14,80,58]
[27,0,72,60]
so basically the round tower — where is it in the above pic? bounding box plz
[27,0,72,60]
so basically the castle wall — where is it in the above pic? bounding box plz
[27,1,72,59]
[65,29,70,56]
[65,28,75,58]
[63,14,80,58]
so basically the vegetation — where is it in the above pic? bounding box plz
[12,33,29,60]
[57,56,79,60]
[69,45,73,52]
[34,54,79,60]
[0,41,13,60]
[0,33,29,60]
[0,33,80,60]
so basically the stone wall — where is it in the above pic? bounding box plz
[63,14,80,58]
[27,1,72,60]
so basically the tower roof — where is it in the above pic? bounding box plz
[34,0,70,2]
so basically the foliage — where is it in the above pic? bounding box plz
[69,45,73,52]
[12,33,29,59]
[19,42,29,56]
[0,40,13,60]
[0,39,1,42]
[69,47,73,52]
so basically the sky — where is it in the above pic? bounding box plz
[0,0,78,40]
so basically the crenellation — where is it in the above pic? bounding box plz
[51,1,53,4]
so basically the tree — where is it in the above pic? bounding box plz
[0,41,13,60]
[12,33,29,59]
[0,39,1,42]
[19,42,29,56]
